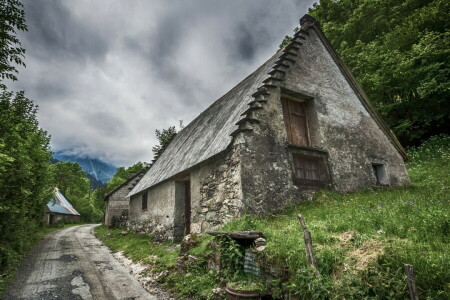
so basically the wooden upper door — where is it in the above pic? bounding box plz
[281,98,310,146]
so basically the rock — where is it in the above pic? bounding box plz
[179,234,199,255]
[206,211,217,221]
[120,231,128,236]
[255,237,266,247]
[212,287,225,296]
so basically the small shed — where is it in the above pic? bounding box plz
[104,169,146,226]
[45,188,80,224]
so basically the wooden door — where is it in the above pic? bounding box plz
[282,98,310,146]
[184,181,191,235]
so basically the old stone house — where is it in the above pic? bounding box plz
[45,187,80,225]
[103,169,146,226]
[127,15,409,241]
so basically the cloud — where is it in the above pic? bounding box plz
[9,0,315,166]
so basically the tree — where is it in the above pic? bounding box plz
[152,126,177,161]
[0,0,27,82]
[50,161,90,200]
[0,90,51,265]
[279,27,299,49]
[282,0,450,145]
[151,121,183,162]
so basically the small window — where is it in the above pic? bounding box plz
[142,191,148,211]
[372,163,388,185]
[281,98,310,146]
[293,155,328,186]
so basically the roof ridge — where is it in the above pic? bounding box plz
[53,190,80,216]
[104,168,147,201]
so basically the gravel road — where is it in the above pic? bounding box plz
[4,224,156,300]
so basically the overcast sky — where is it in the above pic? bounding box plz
[9,0,316,166]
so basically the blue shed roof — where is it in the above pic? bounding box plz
[46,188,80,216]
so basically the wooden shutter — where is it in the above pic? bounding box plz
[293,155,328,187]
[281,98,310,146]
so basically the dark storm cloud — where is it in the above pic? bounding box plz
[9,0,316,166]
[82,111,127,137]
[22,0,109,63]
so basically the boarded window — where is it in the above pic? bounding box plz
[281,98,310,146]
[293,155,328,186]
[142,191,148,211]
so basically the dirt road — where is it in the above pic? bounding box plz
[4,224,156,300]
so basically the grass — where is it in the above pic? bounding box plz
[0,222,82,296]
[95,135,449,299]
[93,226,179,272]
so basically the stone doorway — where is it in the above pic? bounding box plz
[174,177,191,241]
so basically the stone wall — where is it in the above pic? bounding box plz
[127,146,244,240]
[190,146,244,233]
[237,25,409,214]
[281,28,409,191]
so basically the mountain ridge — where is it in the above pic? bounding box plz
[52,151,117,183]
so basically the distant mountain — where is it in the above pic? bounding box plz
[53,151,117,183]
[86,173,105,189]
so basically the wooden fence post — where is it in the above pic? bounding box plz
[297,214,320,276]
[405,264,419,300]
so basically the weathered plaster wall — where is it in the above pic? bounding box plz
[128,180,176,240]
[240,27,409,214]
[282,29,409,191]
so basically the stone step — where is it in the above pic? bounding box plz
[230,128,253,137]
[251,87,270,98]
[267,69,285,80]
[247,99,268,106]
[235,117,260,126]
[240,106,263,117]
[285,43,300,52]
[295,28,309,37]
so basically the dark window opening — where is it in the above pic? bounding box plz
[142,191,148,211]
[293,155,328,187]
[281,98,310,146]
[372,163,388,185]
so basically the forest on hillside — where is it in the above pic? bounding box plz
[310,0,449,145]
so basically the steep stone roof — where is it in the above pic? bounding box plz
[129,51,283,197]
[129,14,406,197]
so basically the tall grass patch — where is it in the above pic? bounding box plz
[186,135,449,298]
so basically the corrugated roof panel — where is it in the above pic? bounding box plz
[47,198,72,215]
[54,190,80,215]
